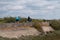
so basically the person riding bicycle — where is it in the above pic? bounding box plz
[16,16,20,23]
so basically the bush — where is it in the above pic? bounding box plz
[49,20,60,30]
[4,17,16,23]
[32,22,42,32]
[0,17,27,23]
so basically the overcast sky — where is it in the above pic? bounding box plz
[0,0,60,19]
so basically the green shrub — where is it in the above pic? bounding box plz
[49,20,60,30]
[3,17,16,23]
[32,22,42,32]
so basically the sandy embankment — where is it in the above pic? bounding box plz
[0,27,40,38]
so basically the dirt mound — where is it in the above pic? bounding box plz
[0,27,40,38]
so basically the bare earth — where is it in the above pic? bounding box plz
[0,27,40,38]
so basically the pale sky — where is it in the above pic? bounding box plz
[0,0,60,19]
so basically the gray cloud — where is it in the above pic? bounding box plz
[0,0,60,19]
